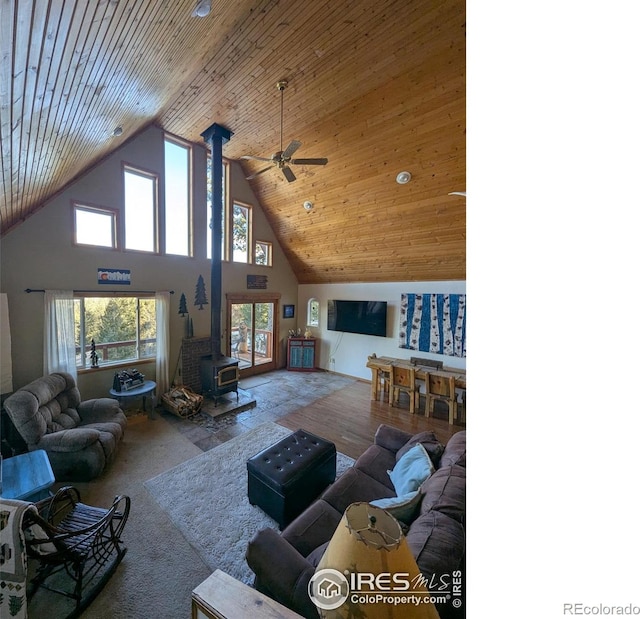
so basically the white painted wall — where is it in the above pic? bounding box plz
[298,281,466,381]
[0,125,299,398]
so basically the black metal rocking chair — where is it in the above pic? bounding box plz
[23,486,131,616]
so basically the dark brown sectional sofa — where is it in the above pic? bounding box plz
[246,424,466,618]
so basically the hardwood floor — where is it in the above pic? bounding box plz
[277,379,464,460]
[159,370,465,459]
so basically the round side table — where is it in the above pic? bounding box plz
[109,380,157,417]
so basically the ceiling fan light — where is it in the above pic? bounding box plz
[243,79,328,183]
[396,171,411,184]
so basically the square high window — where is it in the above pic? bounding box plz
[74,204,117,248]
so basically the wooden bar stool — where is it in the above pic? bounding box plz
[367,355,391,402]
[425,373,457,424]
[390,364,418,414]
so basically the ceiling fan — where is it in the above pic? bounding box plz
[241,80,328,182]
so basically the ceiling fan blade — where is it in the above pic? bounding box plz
[282,166,296,182]
[281,140,301,159]
[241,155,272,162]
[290,157,328,166]
[246,165,274,180]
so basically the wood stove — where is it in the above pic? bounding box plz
[200,355,239,404]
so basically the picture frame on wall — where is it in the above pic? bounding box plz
[283,304,295,319]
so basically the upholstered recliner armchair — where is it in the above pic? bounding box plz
[4,372,127,481]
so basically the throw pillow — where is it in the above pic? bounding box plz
[396,431,444,466]
[370,490,422,523]
[387,443,435,496]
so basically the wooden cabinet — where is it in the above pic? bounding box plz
[287,337,317,371]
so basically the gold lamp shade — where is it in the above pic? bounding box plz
[311,502,440,619]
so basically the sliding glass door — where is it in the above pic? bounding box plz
[227,297,277,376]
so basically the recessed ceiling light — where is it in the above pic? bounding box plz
[192,0,211,17]
[396,171,411,184]
[303,200,314,211]
[112,126,123,137]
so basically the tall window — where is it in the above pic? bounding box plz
[164,138,191,256]
[124,167,158,252]
[75,296,156,368]
[73,203,117,248]
[207,157,227,260]
[255,241,272,266]
[232,201,252,263]
[307,298,320,327]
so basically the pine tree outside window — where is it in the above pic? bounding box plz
[232,201,252,263]
[255,240,272,266]
[307,298,320,327]
[207,156,228,260]
[75,296,156,368]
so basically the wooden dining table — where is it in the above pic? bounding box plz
[365,355,466,402]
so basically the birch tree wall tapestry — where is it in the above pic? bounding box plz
[399,293,466,357]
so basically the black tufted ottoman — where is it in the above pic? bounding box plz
[247,429,337,529]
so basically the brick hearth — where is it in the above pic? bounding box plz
[181,337,211,394]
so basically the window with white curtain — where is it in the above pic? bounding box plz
[44,290,77,379]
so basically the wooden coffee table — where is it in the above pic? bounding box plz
[192,570,302,618]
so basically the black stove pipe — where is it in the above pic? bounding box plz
[200,123,232,359]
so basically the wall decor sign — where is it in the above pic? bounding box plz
[399,293,466,357]
[247,274,268,289]
[98,268,131,285]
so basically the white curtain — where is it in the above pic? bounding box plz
[1,293,13,394]
[44,290,77,379]
[155,291,170,395]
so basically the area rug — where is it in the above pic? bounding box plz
[143,422,355,584]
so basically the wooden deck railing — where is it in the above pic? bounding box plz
[230,328,272,358]
[78,338,156,366]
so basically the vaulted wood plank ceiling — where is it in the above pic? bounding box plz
[0,0,465,284]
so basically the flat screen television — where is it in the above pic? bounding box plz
[327,300,387,337]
